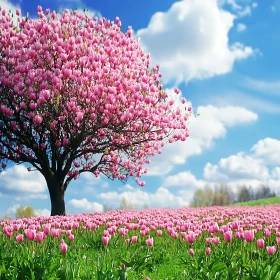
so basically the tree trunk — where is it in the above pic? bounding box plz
[46,175,66,216]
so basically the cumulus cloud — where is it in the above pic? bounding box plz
[272,167,280,180]
[146,100,258,175]
[0,0,20,15]
[136,0,255,84]
[204,152,270,181]
[98,186,191,209]
[6,204,21,216]
[0,165,47,195]
[34,209,50,217]
[237,23,247,32]
[68,198,104,212]
[164,171,205,188]
[251,138,280,165]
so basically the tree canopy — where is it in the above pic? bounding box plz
[0,6,192,215]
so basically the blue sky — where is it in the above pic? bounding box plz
[0,0,280,218]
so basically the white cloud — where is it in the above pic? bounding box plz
[68,198,104,212]
[272,167,280,180]
[243,77,280,95]
[146,102,257,176]
[34,209,50,217]
[164,171,205,188]
[237,23,247,32]
[136,0,255,84]
[0,165,47,195]
[6,204,21,216]
[98,186,191,209]
[204,152,270,181]
[0,0,20,15]
[252,2,258,8]
[251,138,280,165]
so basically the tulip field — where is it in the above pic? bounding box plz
[1,206,280,279]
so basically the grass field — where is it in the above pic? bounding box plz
[230,196,280,206]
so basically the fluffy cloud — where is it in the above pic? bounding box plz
[68,198,104,212]
[204,153,270,181]
[34,209,50,217]
[136,0,255,84]
[146,100,258,175]
[237,23,247,32]
[0,0,20,15]
[251,138,280,165]
[164,171,205,188]
[6,204,21,216]
[0,165,47,195]
[98,186,191,209]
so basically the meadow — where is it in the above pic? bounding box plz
[1,204,280,279]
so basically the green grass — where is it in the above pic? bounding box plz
[230,196,280,206]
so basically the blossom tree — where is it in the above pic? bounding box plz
[0,6,192,216]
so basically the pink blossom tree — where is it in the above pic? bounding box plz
[0,6,192,215]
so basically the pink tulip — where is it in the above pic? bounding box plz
[25,229,36,241]
[186,231,196,244]
[157,230,162,236]
[206,247,211,256]
[69,234,75,241]
[267,246,276,255]
[277,237,280,245]
[131,236,138,244]
[189,248,194,256]
[102,236,110,246]
[16,234,24,243]
[36,231,45,243]
[125,239,130,245]
[257,238,265,249]
[146,237,153,247]
[212,237,220,245]
[223,231,232,243]
[244,230,255,242]
[60,240,68,254]
[205,237,211,244]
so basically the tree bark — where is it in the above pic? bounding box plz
[45,175,66,216]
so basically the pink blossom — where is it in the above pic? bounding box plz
[146,237,153,247]
[16,234,24,243]
[206,247,211,256]
[34,115,42,125]
[36,231,45,243]
[189,248,194,256]
[102,236,110,246]
[244,230,255,242]
[60,240,68,254]
[267,246,276,255]
[257,238,265,249]
[223,231,233,243]
[24,229,36,241]
[131,236,138,244]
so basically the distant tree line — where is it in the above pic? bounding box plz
[190,183,277,207]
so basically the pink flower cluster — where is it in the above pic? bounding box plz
[1,205,280,259]
[0,6,192,187]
